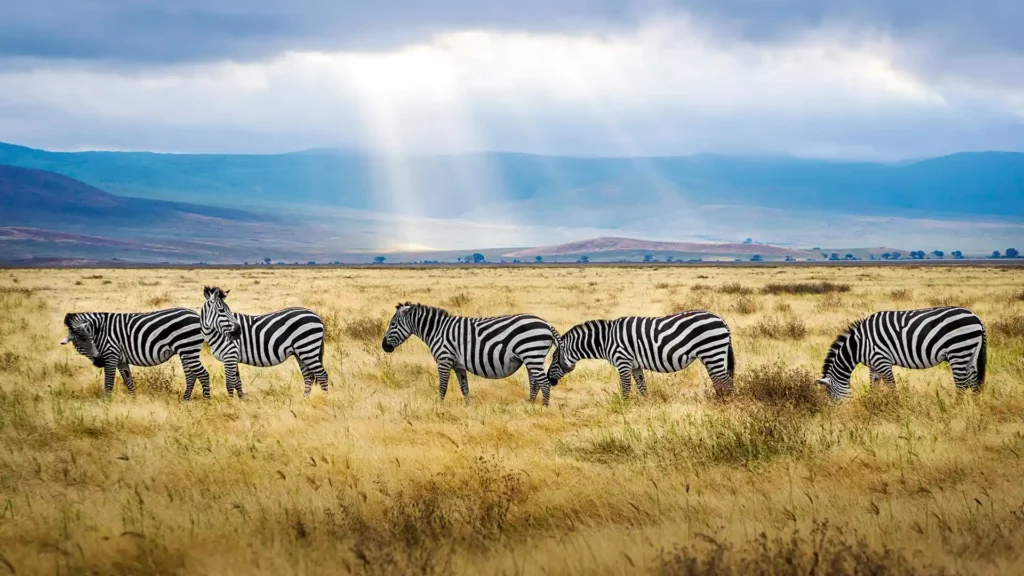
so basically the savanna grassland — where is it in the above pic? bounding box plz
[2,265,1024,575]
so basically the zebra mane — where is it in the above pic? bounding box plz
[568,319,608,335]
[204,286,229,299]
[396,302,451,317]
[821,319,863,375]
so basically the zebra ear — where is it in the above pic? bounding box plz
[203,286,212,299]
[63,313,74,327]
[222,289,230,298]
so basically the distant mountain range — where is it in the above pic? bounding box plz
[1,140,1022,263]
[1,142,1022,219]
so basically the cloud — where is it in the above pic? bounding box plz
[2,17,1020,159]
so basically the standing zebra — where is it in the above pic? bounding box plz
[546,310,735,397]
[60,308,211,399]
[381,302,561,406]
[201,286,329,397]
[818,307,986,399]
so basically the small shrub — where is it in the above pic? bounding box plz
[146,293,171,308]
[773,301,792,314]
[856,384,913,420]
[134,365,178,396]
[691,283,711,292]
[733,295,760,315]
[815,293,846,311]
[688,407,809,465]
[0,351,21,372]
[1014,289,1024,302]
[719,283,753,295]
[443,292,472,310]
[761,282,850,295]
[656,520,917,576]
[82,275,104,280]
[345,316,387,344]
[928,293,976,308]
[992,315,1024,338]
[750,316,808,340]
[738,361,825,412]
[890,288,913,301]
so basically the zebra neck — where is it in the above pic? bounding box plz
[569,321,610,360]
[409,310,446,346]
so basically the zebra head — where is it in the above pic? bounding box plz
[202,286,241,341]
[817,321,863,400]
[546,324,590,386]
[61,313,102,365]
[382,302,416,353]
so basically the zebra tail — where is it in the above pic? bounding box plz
[977,332,987,388]
[727,341,736,380]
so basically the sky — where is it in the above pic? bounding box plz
[1,0,1023,160]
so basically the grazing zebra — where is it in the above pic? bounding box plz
[60,308,211,399]
[201,286,329,397]
[381,302,561,406]
[546,310,735,397]
[818,307,987,399]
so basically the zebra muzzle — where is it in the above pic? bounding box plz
[59,337,69,345]
[381,341,395,353]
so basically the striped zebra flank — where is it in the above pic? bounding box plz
[201,286,329,397]
[818,306,987,399]
[381,302,561,406]
[547,310,736,397]
[60,308,211,399]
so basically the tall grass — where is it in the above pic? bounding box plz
[1,265,1023,575]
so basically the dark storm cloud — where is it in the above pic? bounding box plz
[1,1,1020,64]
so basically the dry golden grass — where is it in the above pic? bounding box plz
[1,265,1024,575]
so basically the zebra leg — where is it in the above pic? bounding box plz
[616,363,632,399]
[632,368,648,398]
[118,363,135,394]
[528,378,539,403]
[102,359,118,394]
[300,363,314,397]
[179,352,209,400]
[316,368,329,393]
[949,357,975,391]
[455,367,470,405]
[225,362,245,399]
[437,363,453,401]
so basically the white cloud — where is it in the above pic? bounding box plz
[1,18,1018,158]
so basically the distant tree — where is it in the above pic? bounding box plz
[643,254,654,262]
[307,261,316,265]
[951,250,963,259]
[844,254,855,260]
[743,238,753,244]
[665,256,674,262]
[812,246,821,251]
[932,250,944,258]
[909,251,923,260]
[263,257,272,265]
[535,256,543,263]
[750,255,763,262]
[891,252,902,260]
[512,259,521,263]
[577,255,590,263]
[373,256,386,264]
[881,253,891,260]
[1007,248,1020,258]
[785,255,795,262]
[472,253,486,263]
[992,250,1002,258]
[829,253,840,261]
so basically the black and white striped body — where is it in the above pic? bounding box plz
[382,303,560,405]
[201,287,329,397]
[547,310,735,397]
[60,308,211,399]
[818,307,987,399]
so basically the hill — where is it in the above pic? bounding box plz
[501,237,811,261]
[0,164,270,228]
[1,143,1021,220]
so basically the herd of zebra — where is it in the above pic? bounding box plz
[59,285,988,404]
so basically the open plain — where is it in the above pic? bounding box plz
[1,265,1023,575]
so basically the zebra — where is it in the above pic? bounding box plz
[817,307,987,399]
[59,308,211,399]
[381,302,561,406]
[546,310,736,397]
[200,286,329,397]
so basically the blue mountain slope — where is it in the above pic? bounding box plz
[1,142,1021,218]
